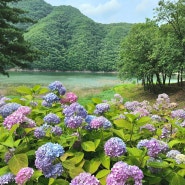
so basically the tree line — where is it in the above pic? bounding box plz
[118,0,185,91]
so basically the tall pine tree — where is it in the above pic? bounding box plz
[0,0,36,76]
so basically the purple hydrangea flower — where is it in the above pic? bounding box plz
[145,138,169,158]
[51,126,63,136]
[42,100,52,107]
[34,124,50,139]
[124,101,140,111]
[35,142,64,177]
[104,137,126,157]
[137,139,149,149]
[64,116,83,129]
[0,103,21,118]
[140,124,155,132]
[94,103,110,114]
[90,116,112,129]
[166,150,181,159]
[44,113,60,125]
[106,161,143,185]
[43,93,60,104]
[132,107,150,117]
[0,173,15,184]
[171,109,185,119]
[70,172,100,185]
[42,163,63,178]
[15,167,34,185]
[48,81,66,95]
[0,97,10,107]
[85,115,96,124]
[63,103,87,118]
[4,148,15,163]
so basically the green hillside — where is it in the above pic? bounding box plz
[15,0,133,72]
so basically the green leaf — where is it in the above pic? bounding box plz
[170,173,185,185]
[84,158,101,174]
[178,169,185,177]
[0,166,9,176]
[69,167,84,179]
[50,179,69,185]
[147,160,169,168]
[126,113,138,122]
[81,141,96,152]
[100,154,110,169]
[96,169,110,179]
[91,98,102,104]
[94,139,101,149]
[126,147,143,157]
[16,86,32,95]
[8,154,28,174]
[1,135,14,147]
[111,128,125,140]
[32,85,41,92]
[136,116,151,126]
[113,119,132,130]
[68,152,84,164]
[168,139,185,148]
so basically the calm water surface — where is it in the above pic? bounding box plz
[0,71,122,89]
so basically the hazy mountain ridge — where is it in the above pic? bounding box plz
[15,0,133,71]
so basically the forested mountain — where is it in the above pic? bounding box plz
[14,0,132,72]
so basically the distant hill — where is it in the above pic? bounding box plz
[14,0,133,72]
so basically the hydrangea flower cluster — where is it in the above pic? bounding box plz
[124,101,141,111]
[85,115,112,130]
[94,103,110,114]
[3,106,36,130]
[0,103,21,118]
[113,93,123,103]
[34,124,62,138]
[132,107,150,117]
[44,113,60,125]
[171,109,185,119]
[0,173,15,184]
[160,124,177,139]
[175,154,185,164]
[42,93,60,106]
[63,103,87,129]
[106,161,143,185]
[35,142,64,178]
[48,81,66,95]
[153,93,171,110]
[60,92,78,104]
[70,172,100,185]
[4,148,15,163]
[151,114,162,122]
[15,167,34,185]
[140,124,156,132]
[166,150,181,159]
[0,96,10,107]
[138,138,169,158]
[104,137,126,157]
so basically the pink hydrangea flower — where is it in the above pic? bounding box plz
[15,167,34,185]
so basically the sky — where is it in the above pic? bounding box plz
[44,0,159,24]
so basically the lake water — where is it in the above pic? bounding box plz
[0,71,122,90]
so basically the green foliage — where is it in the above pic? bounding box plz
[12,0,132,72]
[0,0,38,76]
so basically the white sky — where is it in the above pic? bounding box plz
[44,0,159,24]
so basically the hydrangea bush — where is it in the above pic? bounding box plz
[0,82,185,184]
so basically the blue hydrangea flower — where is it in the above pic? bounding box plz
[0,173,15,184]
[43,93,60,104]
[35,142,64,172]
[44,113,60,125]
[137,139,149,149]
[42,163,63,178]
[34,124,50,139]
[94,103,110,114]
[48,81,66,95]
[166,150,181,159]
[104,137,126,157]
[70,172,100,185]
[0,103,21,118]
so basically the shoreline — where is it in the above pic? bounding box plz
[7,68,118,74]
